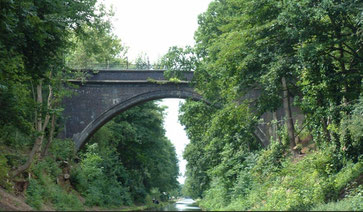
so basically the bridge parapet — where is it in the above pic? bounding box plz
[74,69,194,82]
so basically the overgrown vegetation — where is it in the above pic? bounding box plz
[169,0,362,211]
[0,0,179,210]
[25,139,84,210]
[1,0,362,211]
[70,102,180,208]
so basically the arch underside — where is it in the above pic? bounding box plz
[73,89,205,150]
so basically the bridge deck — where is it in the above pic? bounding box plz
[67,79,190,84]
[74,69,194,82]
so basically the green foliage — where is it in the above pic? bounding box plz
[48,139,76,162]
[339,96,363,161]
[150,187,161,200]
[160,46,198,80]
[251,141,289,182]
[180,99,260,199]
[284,0,363,142]
[108,102,180,197]
[66,24,128,69]
[180,0,362,211]
[0,0,113,190]
[180,100,217,198]
[168,77,182,83]
[26,178,44,210]
[199,147,363,211]
[0,0,180,210]
[0,84,33,139]
[32,158,62,180]
[312,186,363,211]
[70,143,132,207]
[330,161,363,201]
[26,164,84,211]
[0,155,12,190]
[71,101,179,207]
[134,52,150,69]
[199,177,230,209]
[230,153,258,199]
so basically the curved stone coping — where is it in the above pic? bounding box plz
[76,69,194,72]
[67,79,190,84]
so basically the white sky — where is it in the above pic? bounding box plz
[103,0,212,184]
[103,0,212,63]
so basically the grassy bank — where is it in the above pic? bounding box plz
[198,145,362,211]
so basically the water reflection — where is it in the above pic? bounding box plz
[156,198,201,211]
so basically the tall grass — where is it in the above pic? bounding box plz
[200,146,363,211]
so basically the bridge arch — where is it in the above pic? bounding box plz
[60,70,209,150]
[72,89,205,150]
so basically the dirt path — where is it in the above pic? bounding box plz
[0,188,33,211]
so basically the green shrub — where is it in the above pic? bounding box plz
[331,161,363,200]
[84,177,131,207]
[251,140,288,181]
[208,147,362,211]
[312,186,363,211]
[71,143,132,208]
[47,182,84,211]
[32,157,62,179]
[0,154,12,190]
[254,150,345,210]
[48,139,76,161]
[199,177,230,210]
[339,96,363,162]
[0,125,33,149]
[26,169,84,211]
[69,165,88,192]
[26,178,44,210]
[150,187,161,201]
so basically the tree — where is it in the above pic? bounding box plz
[66,24,128,69]
[4,0,108,178]
[134,52,150,69]
[160,46,198,78]
[281,0,362,143]
[82,101,180,203]
[180,0,362,201]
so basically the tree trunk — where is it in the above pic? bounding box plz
[41,113,56,158]
[11,82,52,178]
[281,77,298,155]
[272,111,281,144]
[322,117,331,142]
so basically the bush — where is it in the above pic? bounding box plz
[0,125,33,149]
[32,157,62,179]
[331,161,363,200]
[339,96,363,162]
[312,185,363,211]
[84,177,131,207]
[48,139,76,161]
[47,182,84,211]
[0,154,12,190]
[199,177,230,210]
[251,140,289,181]
[206,147,362,211]
[26,178,44,210]
[26,162,84,211]
[70,143,132,208]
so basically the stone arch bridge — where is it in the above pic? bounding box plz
[61,70,203,150]
[61,69,304,151]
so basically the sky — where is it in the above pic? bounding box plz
[103,0,212,63]
[102,0,212,184]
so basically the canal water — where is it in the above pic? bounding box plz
[155,198,201,211]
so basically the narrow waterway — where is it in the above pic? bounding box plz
[155,198,201,211]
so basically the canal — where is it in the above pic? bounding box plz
[154,198,201,211]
